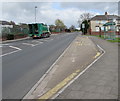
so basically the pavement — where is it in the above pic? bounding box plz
[23,35,100,99]
[2,32,78,99]
[56,36,118,99]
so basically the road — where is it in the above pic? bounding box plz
[2,32,78,99]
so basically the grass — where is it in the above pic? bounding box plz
[84,35,120,43]
[107,38,120,43]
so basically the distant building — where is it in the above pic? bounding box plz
[0,20,14,28]
[90,12,120,35]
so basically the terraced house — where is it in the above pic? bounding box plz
[90,12,120,36]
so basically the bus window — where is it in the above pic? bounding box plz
[34,24,38,34]
[28,24,33,34]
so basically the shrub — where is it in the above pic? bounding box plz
[7,34,14,40]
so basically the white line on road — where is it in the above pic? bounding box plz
[32,42,44,47]
[0,44,9,45]
[0,50,21,57]
[0,44,9,47]
[9,46,22,50]
[32,40,40,43]
[22,43,35,47]
[0,46,22,57]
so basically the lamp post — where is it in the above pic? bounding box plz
[99,22,102,37]
[113,18,116,40]
[35,6,37,23]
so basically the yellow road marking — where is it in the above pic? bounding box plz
[38,69,81,100]
[94,52,101,58]
[76,41,83,46]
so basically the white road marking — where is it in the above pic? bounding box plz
[71,57,75,62]
[22,43,35,47]
[0,46,22,57]
[9,46,22,50]
[41,38,53,42]
[32,42,43,47]
[0,50,21,57]
[32,40,40,43]
[0,44,9,47]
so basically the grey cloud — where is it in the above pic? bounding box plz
[60,2,118,15]
[1,2,119,28]
[2,2,50,23]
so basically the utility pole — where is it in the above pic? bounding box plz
[99,22,102,37]
[35,6,37,23]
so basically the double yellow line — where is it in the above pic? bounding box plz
[38,69,81,100]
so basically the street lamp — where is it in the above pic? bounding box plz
[35,6,37,23]
[99,22,102,37]
[113,18,116,39]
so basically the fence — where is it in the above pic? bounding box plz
[1,27,29,40]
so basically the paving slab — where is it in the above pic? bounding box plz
[56,36,118,99]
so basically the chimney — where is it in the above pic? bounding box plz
[105,12,108,15]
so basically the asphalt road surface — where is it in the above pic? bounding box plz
[2,32,79,99]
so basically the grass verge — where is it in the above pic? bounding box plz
[85,35,120,43]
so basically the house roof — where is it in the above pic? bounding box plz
[0,20,14,25]
[91,15,120,21]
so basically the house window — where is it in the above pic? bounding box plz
[96,21,99,24]
[96,27,99,32]
[101,26,104,31]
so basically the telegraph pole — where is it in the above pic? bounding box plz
[35,6,37,23]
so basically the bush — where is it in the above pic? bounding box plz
[7,34,14,40]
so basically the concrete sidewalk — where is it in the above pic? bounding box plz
[56,36,118,99]
[23,35,99,99]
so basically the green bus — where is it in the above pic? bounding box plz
[28,23,51,38]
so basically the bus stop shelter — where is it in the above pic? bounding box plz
[103,22,116,40]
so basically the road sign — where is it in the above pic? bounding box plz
[82,24,85,28]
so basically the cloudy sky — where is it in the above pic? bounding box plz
[1,2,119,28]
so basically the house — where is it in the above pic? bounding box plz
[0,20,15,28]
[90,12,120,35]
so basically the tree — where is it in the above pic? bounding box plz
[69,25,75,32]
[55,19,66,31]
[80,20,90,35]
[49,25,56,32]
[78,13,94,34]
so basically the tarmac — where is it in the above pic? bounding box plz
[56,36,118,99]
[23,35,102,100]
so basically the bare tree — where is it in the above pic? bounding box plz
[69,25,75,31]
[78,13,94,27]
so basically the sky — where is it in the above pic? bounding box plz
[1,2,119,28]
